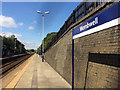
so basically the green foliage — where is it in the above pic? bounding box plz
[43,32,57,49]
[26,49,35,54]
[2,35,26,57]
[37,32,57,54]
[29,49,35,52]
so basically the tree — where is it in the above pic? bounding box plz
[2,35,26,57]
[0,35,2,58]
[37,32,57,54]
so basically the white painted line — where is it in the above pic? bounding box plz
[5,54,35,88]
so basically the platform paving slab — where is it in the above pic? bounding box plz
[15,54,72,89]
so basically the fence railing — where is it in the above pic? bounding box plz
[44,1,114,52]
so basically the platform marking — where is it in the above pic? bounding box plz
[5,54,35,88]
[31,55,38,88]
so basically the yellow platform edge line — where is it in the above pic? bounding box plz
[5,54,35,88]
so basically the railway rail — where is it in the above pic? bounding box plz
[0,54,33,78]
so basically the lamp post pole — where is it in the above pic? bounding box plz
[37,11,49,62]
[42,14,44,58]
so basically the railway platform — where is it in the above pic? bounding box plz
[4,54,71,89]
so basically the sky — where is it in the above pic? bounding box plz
[0,2,80,50]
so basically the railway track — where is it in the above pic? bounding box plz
[0,54,33,78]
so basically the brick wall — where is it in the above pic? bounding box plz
[44,2,120,88]
[74,25,120,88]
[45,30,72,85]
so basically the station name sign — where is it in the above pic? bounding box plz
[80,17,98,31]
[72,2,120,39]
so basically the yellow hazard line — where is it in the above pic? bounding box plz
[5,54,36,88]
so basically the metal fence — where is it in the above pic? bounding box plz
[44,1,113,52]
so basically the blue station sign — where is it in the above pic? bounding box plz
[72,2,120,39]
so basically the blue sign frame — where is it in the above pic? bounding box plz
[72,2,120,39]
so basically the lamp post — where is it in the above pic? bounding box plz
[37,11,49,62]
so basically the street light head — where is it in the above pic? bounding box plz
[37,11,42,14]
[45,11,49,14]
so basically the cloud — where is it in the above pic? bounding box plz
[0,32,22,38]
[0,15,17,28]
[18,22,24,26]
[22,41,40,50]
[28,26,34,30]
[14,33,22,37]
